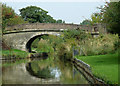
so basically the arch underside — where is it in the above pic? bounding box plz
[26,34,49,52]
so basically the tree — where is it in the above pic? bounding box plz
[2,4,27,32]
[101,2,120,35]
[2,4,15,31]
[80,19,91,25]
[19,6,56,23]
[80,13,103,26]
[90,13,103,25]
[56,19,65,23]
[63,29,89,41]
[44,15,56,23]
[7,16,27,26]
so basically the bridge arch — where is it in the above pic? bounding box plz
[3,31,61,52]
[25,32,61,52]
[26,34,49,52]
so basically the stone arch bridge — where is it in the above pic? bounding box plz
[3,23,106,52]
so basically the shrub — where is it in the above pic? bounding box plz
[31,38,40,48]
[37,39,54,54]
[114,39,120,51]
[34,29,119,59]
[63,29,91,41]
[78,34,119,56]
[56,43,73,61]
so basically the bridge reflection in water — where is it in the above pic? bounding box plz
[2,57,89,84]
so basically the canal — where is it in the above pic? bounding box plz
[2,57,89,84]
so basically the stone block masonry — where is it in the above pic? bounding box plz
[5,23,106,34]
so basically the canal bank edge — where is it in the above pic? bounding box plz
[71,58,106,85]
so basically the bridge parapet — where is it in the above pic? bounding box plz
[6,23,93,32]
[3,29,65,35]
[5,23,107,34]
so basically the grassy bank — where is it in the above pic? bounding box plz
[76,53,118,84]
[2,49,29,67]
[2,49,29,59]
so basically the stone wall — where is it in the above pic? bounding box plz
[5,23,106,33]
[3,31,60,52]
[72,58,105,84]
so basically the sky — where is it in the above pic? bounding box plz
[2,1,107,24]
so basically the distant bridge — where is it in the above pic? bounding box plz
[3,23,106,52]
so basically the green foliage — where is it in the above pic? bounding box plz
[56,19,65,23]
[19,6,56,23]
[100,2,120,34]
[55,29,89,60]
[7,16,27,26]
[2,49,29,58]
[19,6,66,24]
[90,13,103,25]
[27,60,54,79]
[2,4,15,31]
[56,43,73,61]
[31,38,40,48]
[114,39,120,51]
[79,34,119,56]
[80,19,91,25]
[2,4,15,19]
[32,29,119,60]
[32,34,74,60]
[37,66,54,78]
[37,39,54,53]
[2,4,27,32]
[63,29,90,41]
[54,29,90,61]
[40,35,64,51]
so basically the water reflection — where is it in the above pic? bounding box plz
[2,57,89,84]
[26,62,55,79]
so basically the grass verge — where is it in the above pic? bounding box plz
[1,49,29,67]
[76,53,118,84]
[2,49,29,59]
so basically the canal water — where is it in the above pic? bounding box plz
[2,57,89,84]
